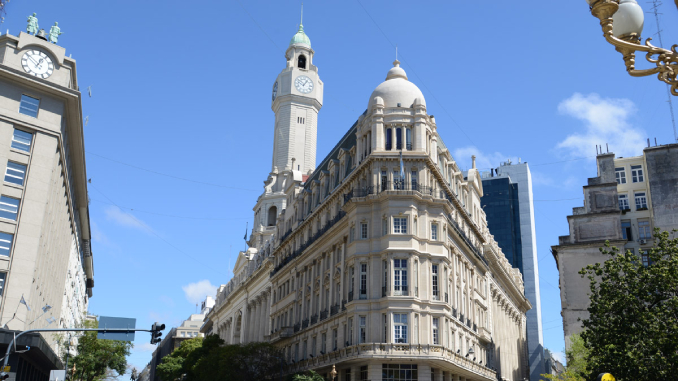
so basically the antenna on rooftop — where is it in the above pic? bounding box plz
[648,0,677,142]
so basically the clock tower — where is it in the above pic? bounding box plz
[250,21,323,249]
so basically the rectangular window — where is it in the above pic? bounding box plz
[332,328,338,350]
[383,313,388,342]
[360,263,367,298]
[360,222,368,239]
[631,165,644,183]
[432,265,439,300]
[635,192,648,209]
[393,170,402,190]
[394,259,408,296]
[431,223,438,240]
[19,95,40,118]
[642,251,649,267]
[321,332,326,353]
[618,194,629,210]
[432,317,439,345]
[406,129,412,150]
[11,129,33,152]
[621,221,633,241]
[344,368,351,381]
[411,170,418,190]
[359,316,366,343]
[393,313,408,343]
[348,318,353,345]
[311,337,316,357]
[360,366,368,381]
[414,261,418,297]
[381,170,388,192]
[382,218,388,235]
[615,167,626,184]
[0,196,19,221]
[4,162,27,186]
[0,232,13,257]
[382,364,417,381]
[393,217,407,234]
[638,220,651,240]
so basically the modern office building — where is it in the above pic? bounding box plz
[203,21,532,381]
[479,161,545,381]
[0,30,95,379]
[552,143,678,346]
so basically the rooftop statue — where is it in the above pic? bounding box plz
[48,22,62,44]
[26,13,39,35]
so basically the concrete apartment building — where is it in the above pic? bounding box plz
[203,23,532,381]
[479,162,545,381]
[552,144,678,346]
[0,31,95,378]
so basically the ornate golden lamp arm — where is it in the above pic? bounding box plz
[589,0,678,95]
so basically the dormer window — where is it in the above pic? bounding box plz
[298,55,307,69]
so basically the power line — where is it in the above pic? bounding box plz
[88,183,229,277]
[355,0,477,147]
[86,151,260,192]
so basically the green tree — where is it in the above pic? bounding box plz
[190,340,282,381]
[292,370,324,381]
[155,337,203,381]
[542,334,590,381]
[67,318,132,381]
[578,230,678,380]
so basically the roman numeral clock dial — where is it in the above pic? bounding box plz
[21,50,54,79]
[294,75,314,94]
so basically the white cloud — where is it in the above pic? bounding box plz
[90,221,110,244]
[182,280,217,304]
[552,351,566,365]
[452,146,517,171]
[104,206,152,233]
[556,93,645,158]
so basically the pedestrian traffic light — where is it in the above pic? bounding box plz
[150,322,165,344]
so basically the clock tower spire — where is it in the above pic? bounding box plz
[250,18,323,249]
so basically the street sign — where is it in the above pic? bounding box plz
[49,370,66,381]
[97,316,136,341]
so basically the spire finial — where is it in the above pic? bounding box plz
[300,3,304,26]
[396,44,398,61]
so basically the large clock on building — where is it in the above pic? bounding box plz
[294,75,313,94]
[272,81,278,101]
[21,50,54,79]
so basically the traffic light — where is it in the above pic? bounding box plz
[150,322,165,344]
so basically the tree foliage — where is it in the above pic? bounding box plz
[67,318,132,381]
[542,334,590,381]
[578,230,678,380]
[157,335,282,381]
[155,337,203,381]
[292,370,325,381]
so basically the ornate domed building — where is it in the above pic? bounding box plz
[203,21,530,381]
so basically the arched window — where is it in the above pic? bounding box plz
[386,128,392,150]
[267,206,278,226]
[298,55,307,69]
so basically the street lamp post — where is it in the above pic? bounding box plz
[586,0,678,95]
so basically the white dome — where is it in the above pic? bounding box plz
[369,60,426,109]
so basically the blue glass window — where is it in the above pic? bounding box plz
[19,95,40,118]
[0,196,19,221]
[0,232,13,257]
[4,162,27,186]
[11,130,33,152]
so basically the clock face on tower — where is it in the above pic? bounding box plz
[272,81,278,101]
[294,75,314,94]
[21,50,54,79]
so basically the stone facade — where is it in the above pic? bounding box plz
[0,32,94,378]
[203,25,530,381]
[552,144,678,347]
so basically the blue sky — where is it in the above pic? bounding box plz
[3,0,678,376]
